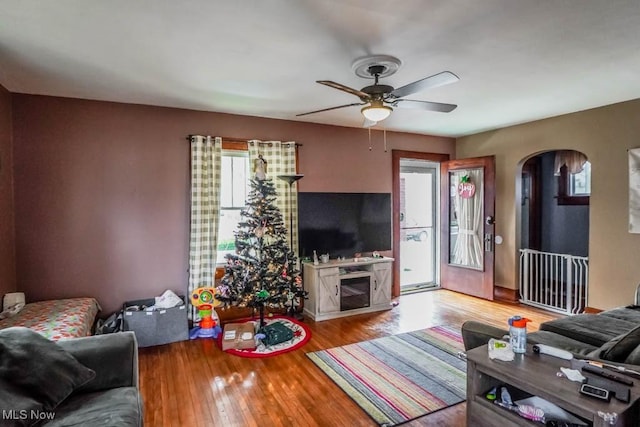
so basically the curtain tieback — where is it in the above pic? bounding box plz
[458,229,477,235]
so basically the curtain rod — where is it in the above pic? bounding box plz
[186,135,302,146]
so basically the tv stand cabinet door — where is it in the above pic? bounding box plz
[318,268,340,314]
[372,262,392,306]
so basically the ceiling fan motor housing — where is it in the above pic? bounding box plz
[361,84,394,99]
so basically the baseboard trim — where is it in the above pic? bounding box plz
[494,286,518,302]
[584,306,603,314]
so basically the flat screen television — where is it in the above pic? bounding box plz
[297,192,392,259]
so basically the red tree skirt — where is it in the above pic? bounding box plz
[222,315,311,358]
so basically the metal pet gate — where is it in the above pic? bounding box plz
[519,249,589,315]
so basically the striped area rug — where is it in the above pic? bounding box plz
[306,325,466,426]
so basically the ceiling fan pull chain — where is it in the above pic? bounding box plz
[384,127,387,152]
[368,127,372,151]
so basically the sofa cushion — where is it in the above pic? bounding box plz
[58,332,139,393]
[0,327,95,412]
[45,387,143,427]
[528,330,598,356]
[599,306,640,323]
[588,324,640,363]
[0,379,45,427]
[539,314,637,347]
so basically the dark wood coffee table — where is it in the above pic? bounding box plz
[466,344,640,426]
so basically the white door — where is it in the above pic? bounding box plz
[399,159,438,292]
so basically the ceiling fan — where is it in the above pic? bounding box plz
[297,55,459,125]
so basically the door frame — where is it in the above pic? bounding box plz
[392,150,450,298]
[522,156,542,250]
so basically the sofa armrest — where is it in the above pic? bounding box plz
[57,331,139,393]
[461,320,509,351]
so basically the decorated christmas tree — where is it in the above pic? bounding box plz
[216,157,305,329]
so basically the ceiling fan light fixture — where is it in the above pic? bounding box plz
[361,103,392,122]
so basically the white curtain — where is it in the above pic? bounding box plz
[188,136,222,319]
[248,140,299,255]
[451,169,484,269]
[554,150,588,176]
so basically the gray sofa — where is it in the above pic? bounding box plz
[462,306,640,367]
[0,328,143,427]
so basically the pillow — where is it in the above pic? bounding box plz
[0,379,46,427]
[625,344,640,365]
[590,324,640,362]
[0,327,95,413]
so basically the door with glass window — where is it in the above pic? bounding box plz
[399,160,438,291]
[440,156,495,300]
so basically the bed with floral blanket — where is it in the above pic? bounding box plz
[0,298,100,340]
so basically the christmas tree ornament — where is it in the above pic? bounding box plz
[254,155,267,180]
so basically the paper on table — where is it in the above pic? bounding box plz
[560,367,586,383]
[515,396,587,426]
[488,338,515,361]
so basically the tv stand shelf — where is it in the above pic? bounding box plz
[303,257,393,321]
[339,271,371,280]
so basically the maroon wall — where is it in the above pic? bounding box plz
[12,94,454,314]
[0,84,16,298]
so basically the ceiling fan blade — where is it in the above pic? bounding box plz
[317,80,370,100]
[296,102,365,117]
[394,99,457,113]
[389,71,459,99]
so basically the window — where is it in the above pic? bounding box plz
[558,161,590,205]
[217,150,250,263]
[570,161,591,196]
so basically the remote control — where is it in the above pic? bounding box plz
[582,365,634,386]
[532,344,574,360]
[579,383,611,401]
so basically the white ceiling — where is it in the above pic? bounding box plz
[1,0,640,137]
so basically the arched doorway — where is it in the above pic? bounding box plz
[516,150,590,314]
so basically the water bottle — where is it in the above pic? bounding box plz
[508,316,531,354]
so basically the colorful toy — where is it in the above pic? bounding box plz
[189,287,223,339]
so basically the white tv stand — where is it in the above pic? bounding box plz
[302,257,394,321]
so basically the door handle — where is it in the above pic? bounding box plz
[335,285,338,296]
[485,216,495,225]
[484,233,494,252]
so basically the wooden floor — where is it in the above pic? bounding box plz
[138,289,561,427]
